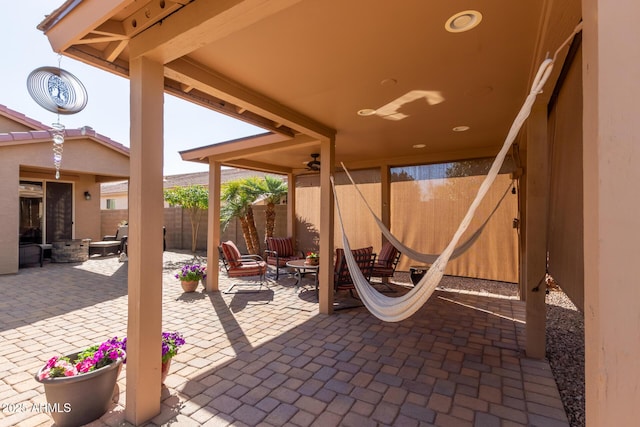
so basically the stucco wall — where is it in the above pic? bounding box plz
[583,1,640,423]
[75,176,103,242]
[0,137,129,274]
[101,193,129,210]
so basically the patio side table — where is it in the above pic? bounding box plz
[286,259,319,293]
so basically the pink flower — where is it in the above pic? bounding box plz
[38,368,51,380]
[45,356,58,369]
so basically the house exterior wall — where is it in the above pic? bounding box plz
[102,192,129,210]
[75,175,102,241]
[0,138,129,274]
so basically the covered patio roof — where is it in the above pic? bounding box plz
[35,1,640,426]
[38,0,580,173]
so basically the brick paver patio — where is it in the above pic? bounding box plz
[0,251,568,426]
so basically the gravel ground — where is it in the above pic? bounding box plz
[546,287,585,427]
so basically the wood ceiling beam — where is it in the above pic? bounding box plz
[103,39,129,62]
[220,159,293,175]
[128,0,302,63]
[93,19,126,37]
[180,133,316,163]
[165,58,335,141]
[39,0,135,52]
[163,81,295,137]
[211,134,318,163]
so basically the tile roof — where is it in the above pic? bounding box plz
[0,104,129,156]
[101,168,286,194]
[0,104,49,130]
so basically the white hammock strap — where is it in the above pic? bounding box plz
[331,55,558,322]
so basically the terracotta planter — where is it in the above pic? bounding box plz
[34,351,124,427]
[161,358,172,384]
[180,280,199,292]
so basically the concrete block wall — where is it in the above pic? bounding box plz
[102,205,288,254]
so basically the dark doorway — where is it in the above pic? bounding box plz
[19,181,44,244]
[46,182,73,243]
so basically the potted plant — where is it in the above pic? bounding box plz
[117,331,185,384]
[34,337,126,427]
[160,331,185,383]
[305,251,319,266]
[175,264,207,292]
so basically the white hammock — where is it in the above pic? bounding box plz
[341,164,514,264]
[332,57,556,322]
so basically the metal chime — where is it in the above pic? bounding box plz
[26,57,88,179]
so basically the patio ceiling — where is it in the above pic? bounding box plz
[39,0,581,175]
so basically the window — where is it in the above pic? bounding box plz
[106,199,116,210]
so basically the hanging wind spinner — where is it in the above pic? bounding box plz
[26,65,88,179]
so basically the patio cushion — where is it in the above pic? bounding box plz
[226,261,267,277]
[265,254,299,267]
[372,265,395,277]
[335,246,373,283]
[221,241,242,268]
[266,237,295,257]
[376,242,398,268]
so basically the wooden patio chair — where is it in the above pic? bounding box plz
[264,236,304,280]
[219,240,268,294]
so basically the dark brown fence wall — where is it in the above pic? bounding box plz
[101,205,288,254]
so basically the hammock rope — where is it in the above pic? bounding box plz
[331,53,560,322]
[341,164,514,264]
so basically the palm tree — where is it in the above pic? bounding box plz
[220,178,261,254]
[245,175,288,240]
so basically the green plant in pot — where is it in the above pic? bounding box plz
[305,251,319,266]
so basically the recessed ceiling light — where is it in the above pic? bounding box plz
[380,78,397,87]
[413,144,426,149]
[453,126,470,132]
[445,10,482,33]
[357,109,377,116]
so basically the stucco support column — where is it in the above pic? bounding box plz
[517,164,527,301]
[380,164,391,282]
[583,0,640,424]
[286,171,296,240]
[318,138,335,314]
[206,160,221,292]
[524,105,549,359]
[126,56,164,425]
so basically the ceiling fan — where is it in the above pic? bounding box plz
[306,153,321,171]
